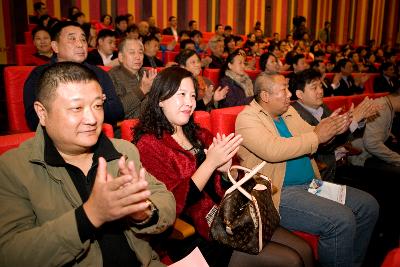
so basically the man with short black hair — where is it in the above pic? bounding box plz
[86,29,118,66]
[30,1,47,24]
[23,21,124,130]
[115,15,128,38]
[142,35,164,68]
[0,62,176,267]
[188,20,197,31]
[162,16,178,41]
[374,62,399,93]
[215,24,224,36]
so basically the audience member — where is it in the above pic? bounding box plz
[0,62,175,267]
[148,16,160,35]
[188,20,198,32]
[86,29,118,66]
[236,73,379,267]
[224,25,233,37]
[374,62,399,93]
[259,52,280,75]
[291,69,378,180]
[288,54,309,98]
[310,60,340,96]
[135,66,315,267]
[23,21,124,130]
[31,27,53,61]
[67,6,80,21]
[142,35,164,68]
[126,13,135,26]
[207,35,225,69]
[95,14,113,33]
[138,21,150,39]
[175,49,228,111]
[108,38,157,119]
[332,58,367,96]
[215,24,224,37]
[162,16,178,41]
[127,24,140,39]
[190,30,205,54]
[29,1,47,24]
[114,15,128,38]
[318,21,331,44]
[179,39,196,51]
[219,49,254,108]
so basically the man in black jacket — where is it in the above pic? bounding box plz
[86,29,118,66]
[23,21,124,130]
[374,62,399,93]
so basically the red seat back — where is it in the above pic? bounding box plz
[24,31,33,44]
[245,69,261,80]
[15,44,47,66]
[4,66,35,133]
[203,68,220,86]
[193,111,211,132]
[164,51,179,64]
[381,248,400,267]
[210,106,245,136]
[0,132,35,155]
[323,96,349,112]
[120,119,140,141]
[292,231,319,260]
[102,123,114,138]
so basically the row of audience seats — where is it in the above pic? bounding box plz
[2,66,385,134]
[2,102,400,265]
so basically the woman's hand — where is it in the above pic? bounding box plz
[212,86,229,102]
[204,133,243,171]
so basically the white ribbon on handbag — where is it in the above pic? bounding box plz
[224,161,271,252]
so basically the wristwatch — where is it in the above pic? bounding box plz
[134,200,158,225]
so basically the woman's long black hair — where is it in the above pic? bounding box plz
[134,66,202,150]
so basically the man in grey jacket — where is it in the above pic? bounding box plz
[0,62,176,266]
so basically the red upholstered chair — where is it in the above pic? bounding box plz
[98,65,112,72]
[193,111,211,132]
[15,44,47,66]
[347,94,369,107]
[323,96,349,112]
[0,132,35,155]
[24,31,33,44]
[210,105,320,259]
[352,73,380,94]
[120,119,140,141]
[102,123,114,138]
[244,69,261,80]
[369,92,389,99]
[381,248,400,267]
[210,106,245,136]
[161,35,175,43]
[164,51,179,63]
[202,68,221,87]
[4,66,35,133]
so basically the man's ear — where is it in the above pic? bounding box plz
[118,52,124,63]
[34,101,47,127]
[51,41,59,54]
[295,89,303,100]
[260,90,269,103]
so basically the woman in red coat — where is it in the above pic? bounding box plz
[134,66,314,267]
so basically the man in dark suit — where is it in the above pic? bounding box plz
[29,2,47,24]
[291,69,378,180]
[374,62,398,93]
[142,35,164,68]
[332,58,367,96]
[288,54,309,99]
[162,16,178,41]
[86,29,118,66]
[310,60,341,97]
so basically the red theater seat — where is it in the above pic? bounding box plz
[203,68,221,86]
[0,132,35,155]
[292,231,319,259]
[164,51,179,63]
[210,106,245,136]
[381,248,400,267]
[4,66,35,133]
[102,123,114,138]
[120,119,140,141]
[193,111,211,132]
[244,69,261,80]
[323,96,349,112]
[24,31,33,44]
[15,44,48,66]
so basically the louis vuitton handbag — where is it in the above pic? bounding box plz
[210,161,280,255]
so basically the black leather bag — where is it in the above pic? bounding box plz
[210,161,280,255]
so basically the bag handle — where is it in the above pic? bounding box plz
[225,161,267,199]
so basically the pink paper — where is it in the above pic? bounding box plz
[169,247,209,267]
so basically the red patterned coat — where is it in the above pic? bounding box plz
[136,129,225,239]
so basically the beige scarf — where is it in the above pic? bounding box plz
[225,69,254,97]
